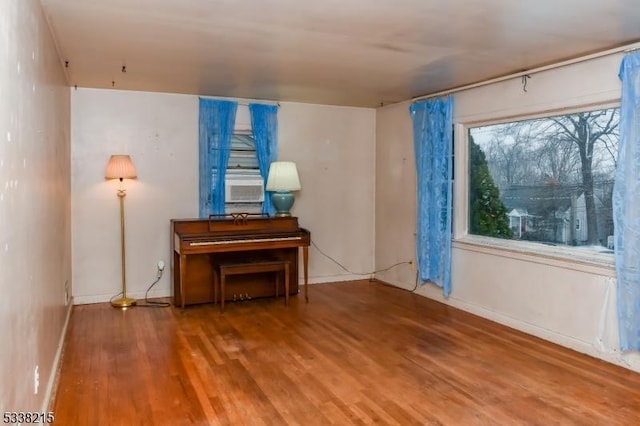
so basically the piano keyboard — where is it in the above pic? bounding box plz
[189,236,302,247]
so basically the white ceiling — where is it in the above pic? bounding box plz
[40,0,640,108]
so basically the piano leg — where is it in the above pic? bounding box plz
[303,246,309,302]
[179,254,187,310]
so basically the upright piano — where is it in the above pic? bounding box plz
[171,215,310,307]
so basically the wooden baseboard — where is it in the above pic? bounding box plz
[43,300,73,412]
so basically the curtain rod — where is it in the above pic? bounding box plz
[199,95,280,107]
[411,40,640,103]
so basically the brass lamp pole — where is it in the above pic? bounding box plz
[105,155,137,308]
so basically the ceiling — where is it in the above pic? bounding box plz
[40,0,640,108]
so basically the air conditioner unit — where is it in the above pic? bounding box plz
[225,176,265,203]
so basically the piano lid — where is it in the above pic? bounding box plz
[172,215,303,238]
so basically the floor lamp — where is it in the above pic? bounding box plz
[105,155,137,308]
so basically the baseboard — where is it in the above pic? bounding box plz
[439,295,640,373]
[73,288,171,305]
[42,299,73,412]
[308,274,369,284]
[376,278,640,374]
[74,275,367,305]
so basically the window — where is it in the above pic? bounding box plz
[228,132,258,171]
[468,107,619,254]
[224,131,264,214]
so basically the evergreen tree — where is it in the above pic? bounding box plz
[469,136,512,238]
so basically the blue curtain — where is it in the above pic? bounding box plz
[409,96,453,297]
[249,103,279,216]
[199,98,237,217]
[614,52,640,351]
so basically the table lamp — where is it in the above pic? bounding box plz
[266,161,301,217]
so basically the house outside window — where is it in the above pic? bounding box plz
[468,107,618,254]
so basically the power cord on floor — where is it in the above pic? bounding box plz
[137,266,170,308]
[109,264,170,308]
[311,239,411,276]
[109,291,123,304]
[310,239,422,294]
[377,264,420,293]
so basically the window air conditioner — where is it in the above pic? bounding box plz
[225,176,265,203]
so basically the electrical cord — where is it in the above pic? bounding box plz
[311,239,411,275]
[109,269,170,308]
[109,291,123,304]
[110,244,416,305]
[137,270,170,308]
[310,239,421,294]
[377,263,420,293]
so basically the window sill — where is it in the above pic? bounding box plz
[452,235,616,278]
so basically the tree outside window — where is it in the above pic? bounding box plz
[468,107,619,252]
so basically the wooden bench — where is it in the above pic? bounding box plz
[214,260,291,313]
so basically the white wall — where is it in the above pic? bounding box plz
[376,53,640,371]
[279,102,376,282]
[71,90,376,303]
[71,89,198,303]
[0,0,71,412]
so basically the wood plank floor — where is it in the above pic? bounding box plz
[52,280,640,425]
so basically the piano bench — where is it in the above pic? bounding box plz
[214,260,291,313]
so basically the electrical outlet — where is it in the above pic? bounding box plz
[64,279,70,306]
[34,365,39,395]
[156,260,165,278]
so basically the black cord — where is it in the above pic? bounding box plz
[311,239,411,276]
[137,273,170,308]
[109,271,170,308]
[310,239,421,294]
[410,268,419,292]
[377,264,420,293]
[109,291,123,303]
[522,74,531,92]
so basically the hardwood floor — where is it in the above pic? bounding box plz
[52,280,640,425]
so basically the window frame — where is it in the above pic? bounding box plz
[452,102,619,276]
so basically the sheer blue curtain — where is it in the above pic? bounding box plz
[249,103,278,216]
[614,52,640,351]
[199,98,237,217]
[410,96,453,297]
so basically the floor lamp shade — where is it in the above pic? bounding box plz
[266,161,301,217]
[105,155,137,180]
[105,154,137,308]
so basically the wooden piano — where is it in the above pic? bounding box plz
[171,215,310,308]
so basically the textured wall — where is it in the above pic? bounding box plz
[71,90,376,303]
[375,53,640,371]
[0,0,71,412]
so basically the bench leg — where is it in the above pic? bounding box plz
[213,267,218,306]
[274,270,278,299]
[220,272,226,313]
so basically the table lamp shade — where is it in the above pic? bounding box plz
[266,161,300,191]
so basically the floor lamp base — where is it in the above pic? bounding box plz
[111,297,137,308]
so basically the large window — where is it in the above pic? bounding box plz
[468,107,619,254]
